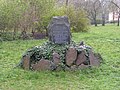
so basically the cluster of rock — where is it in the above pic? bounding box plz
[18,16,102,71]
[20,42,102,71]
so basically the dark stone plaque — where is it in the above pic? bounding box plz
[48,16,71,44]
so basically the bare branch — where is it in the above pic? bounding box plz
[111,1,120,10]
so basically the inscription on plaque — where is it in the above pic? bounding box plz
[48,16,71,44]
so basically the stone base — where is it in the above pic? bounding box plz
[20,41,102,71]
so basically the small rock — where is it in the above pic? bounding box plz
[89,51,100,67]
[32,59,55,71]
[76,51,87,66]
[79,41,84,46]
[52,52,61,65]
[50,62,57,70]
[56,66,63,71]
[78,64,90,69]
[22,55,30,70]
[94,53,103,63]
[66,47,77,66]
[65,66,71,71]
[71,65,78,71]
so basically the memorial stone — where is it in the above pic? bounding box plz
[48,16,71,44]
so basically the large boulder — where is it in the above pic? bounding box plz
[22,55,30,70]
[76,51,87,66]
[52,52,61,65]
[32,59,55,71]
[89,51,100,67]
[66,47,77,66]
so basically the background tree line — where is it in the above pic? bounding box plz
[0,0,120,41]
[65,0,120,26]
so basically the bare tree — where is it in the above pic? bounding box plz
[84,0,101,26]
[66,0,68,6]
[100,0,108,26]
[110,0,120,26]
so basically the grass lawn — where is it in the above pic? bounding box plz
[0,24,120,90]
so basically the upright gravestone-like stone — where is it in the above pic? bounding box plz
[48,16,71,44]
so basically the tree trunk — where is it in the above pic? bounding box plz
[102,13,105,26]
[66,0,68,6]
[94,18,97,26]
[44,26,48,37]
[13,27,17,40]
[31,28,35,37]
[117,13,120,26]
[113,12,115,24]
[21,28,28,40]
